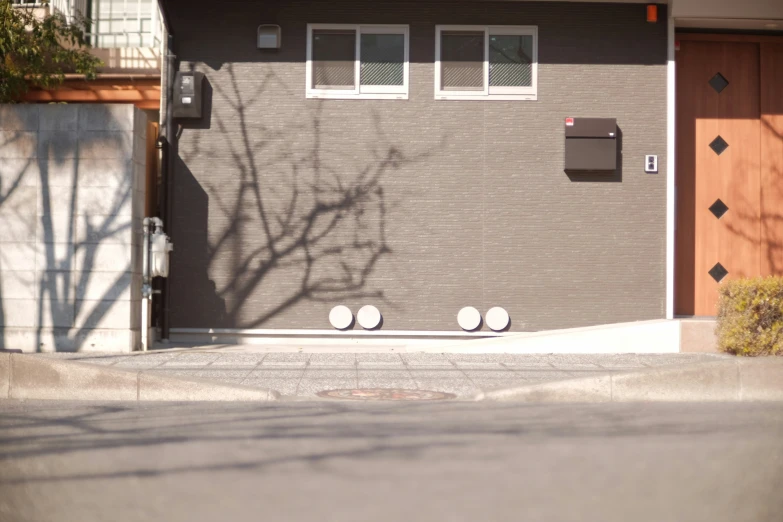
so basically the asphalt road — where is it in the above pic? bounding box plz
[1,400,782,522]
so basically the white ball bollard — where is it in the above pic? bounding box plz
[485,307,510,332]
[357,305,382,330]
[329,305,354,330]
[457,306,482,331]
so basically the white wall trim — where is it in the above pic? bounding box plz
[418,320,681,354]
[164,320,682,353]
[666,12,676,320]
[170,328,506,338]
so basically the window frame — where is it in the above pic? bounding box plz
[306,23,410,100]
[434,25,538,101]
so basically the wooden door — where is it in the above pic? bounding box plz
[145,120,159,218]
[676,37,783,316]
[760,43,783,276]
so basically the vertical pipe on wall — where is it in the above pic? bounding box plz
[666,9,676,320]
[141,218,151,351]
[160,31,176,340]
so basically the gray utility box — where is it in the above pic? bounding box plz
[173,71,205,119]
[564,118,617,171]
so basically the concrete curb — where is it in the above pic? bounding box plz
[476,358,783,402]
[0,354,279,402]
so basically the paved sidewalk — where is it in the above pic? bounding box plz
[38,352,727,399]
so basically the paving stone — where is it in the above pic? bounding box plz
[461,369,516,380]
[193,369,254,380]
[262,353,310,363]
[142,369,200,378]
[162,353,220,367]
[218,378,247,385]
[357,368,416,388]
[478,379,550,392]
[540,354,613,364]
[412,378,479,397]
[357,361,406,368]
[452,362,508,370]
[356,353,405,369]
[297,378,357,397]
[505,370,576,381]
[447,354,545,364]
[357,377,418,390]
[260,361,308,368]
[28,352,728,401]
[242,378,298,396]
[589,355,647,369]
[501,361,557,369]
[401,354,450,366]
[355,353,404,364]
[210,354,266,367]
[563,368,617,375]
[71,357,127,366]
[54,354,129,366]
[407,368,466,380]
[247,369,304,380]
[301,369,356,380]
[638,354,724,366]
[308,353,356,366]
[114,354,178,368]
[549,363,603,371]
[36,353,90,359]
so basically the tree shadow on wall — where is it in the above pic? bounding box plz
[171,66,434,329]
[721,116,783,277]
[0,106,139,351]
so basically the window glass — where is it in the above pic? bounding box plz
[440,31,484,91]
[360,33,405,86]
[312,29,356,89]
[489,34,533,87]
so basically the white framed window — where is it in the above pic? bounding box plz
[306,24,410,100]
[435,25,538,101]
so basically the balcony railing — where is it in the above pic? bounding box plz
[86,0,162,49]
[12,0,162,49]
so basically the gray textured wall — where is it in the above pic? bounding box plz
[0,105,146,352]
[166,0,669,332]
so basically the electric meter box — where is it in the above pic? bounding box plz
[173,71,205,119]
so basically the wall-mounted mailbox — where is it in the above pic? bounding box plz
[173,71,205,119]
[564,118,617,171]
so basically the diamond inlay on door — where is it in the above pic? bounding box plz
[708,199,729,219]
[709,135,729,155]
[709,73,729,94]
[708,262,729,283]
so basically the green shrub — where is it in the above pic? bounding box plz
[1,0,101,103]
[716,276,783,356]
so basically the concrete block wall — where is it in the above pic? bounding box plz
[0,104,147,352]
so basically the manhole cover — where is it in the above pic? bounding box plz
[317,388,456,401]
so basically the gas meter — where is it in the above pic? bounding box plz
[150,227,174,278]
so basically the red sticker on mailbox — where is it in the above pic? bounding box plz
[565,118,574,126]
